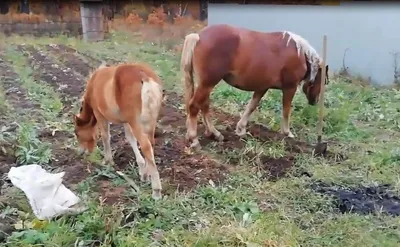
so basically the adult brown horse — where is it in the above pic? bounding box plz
[181,24,329,149]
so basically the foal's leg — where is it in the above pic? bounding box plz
[201,95,224,142]
[98,120,114,165]
[281,87,297,138]
[123,123,145,175]
[235,90,267,137]
[128,121,162,200]
[186,84,217,149]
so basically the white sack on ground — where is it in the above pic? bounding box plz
[7,164,87,220]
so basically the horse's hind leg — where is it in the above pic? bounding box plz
[201,94,224,142]
[186,83,220,149]
[281,87,296,138]
[127,121,162,200]
[235,90,267,137]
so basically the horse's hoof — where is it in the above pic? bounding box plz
[215,133,224,142]
[190,139,202,151]
[152,189,162,200]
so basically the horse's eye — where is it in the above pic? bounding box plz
[79,106,83,112]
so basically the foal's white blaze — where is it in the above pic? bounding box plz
[282,31,322,83]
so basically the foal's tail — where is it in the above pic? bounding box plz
[180,33,200,112]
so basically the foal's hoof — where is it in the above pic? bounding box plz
[152,189,162,200]
[102,159,115,166]
[235,126,247,137]
[282,131,295,138]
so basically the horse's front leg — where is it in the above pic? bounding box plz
[98,120,114,165]
[235,90,267,137]
[281,87,297,138]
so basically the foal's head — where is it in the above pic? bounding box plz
[73,101,97,154]
[302,65,329,105]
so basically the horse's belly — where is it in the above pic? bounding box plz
[223,73,270,91]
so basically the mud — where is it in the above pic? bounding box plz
[311,181,400,216]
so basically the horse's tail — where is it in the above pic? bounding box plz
[180,33,200,112]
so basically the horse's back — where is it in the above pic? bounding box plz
[194,24,305,89]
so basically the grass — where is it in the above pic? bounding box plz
[0,30,400,247]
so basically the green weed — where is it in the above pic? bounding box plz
[14,121,52,166]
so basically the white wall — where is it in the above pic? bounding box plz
[208,2,400,85]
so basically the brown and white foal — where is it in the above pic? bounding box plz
[73,62,163,200]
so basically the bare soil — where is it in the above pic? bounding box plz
[45,44,93,78]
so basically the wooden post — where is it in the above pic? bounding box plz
[80,0,104,42]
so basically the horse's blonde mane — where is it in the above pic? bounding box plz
[282,31,322,83]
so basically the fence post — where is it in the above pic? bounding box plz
[80,0,104,42]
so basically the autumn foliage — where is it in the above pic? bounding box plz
[109,6,206,52]
[0,2,205,51]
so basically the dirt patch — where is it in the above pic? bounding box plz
[37,130,91,186]
[260,156,296,181]
[57,44,119,67]
[45,44,93,78]
[311,181,400,216]
[97,179,127,205]
[17,44,85,111]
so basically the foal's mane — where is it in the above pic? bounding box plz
[282,31,322,83]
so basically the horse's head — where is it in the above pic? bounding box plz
[302,64,329,105]
[73,101,97,154]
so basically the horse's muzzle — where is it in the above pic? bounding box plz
[308,99,318,105]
